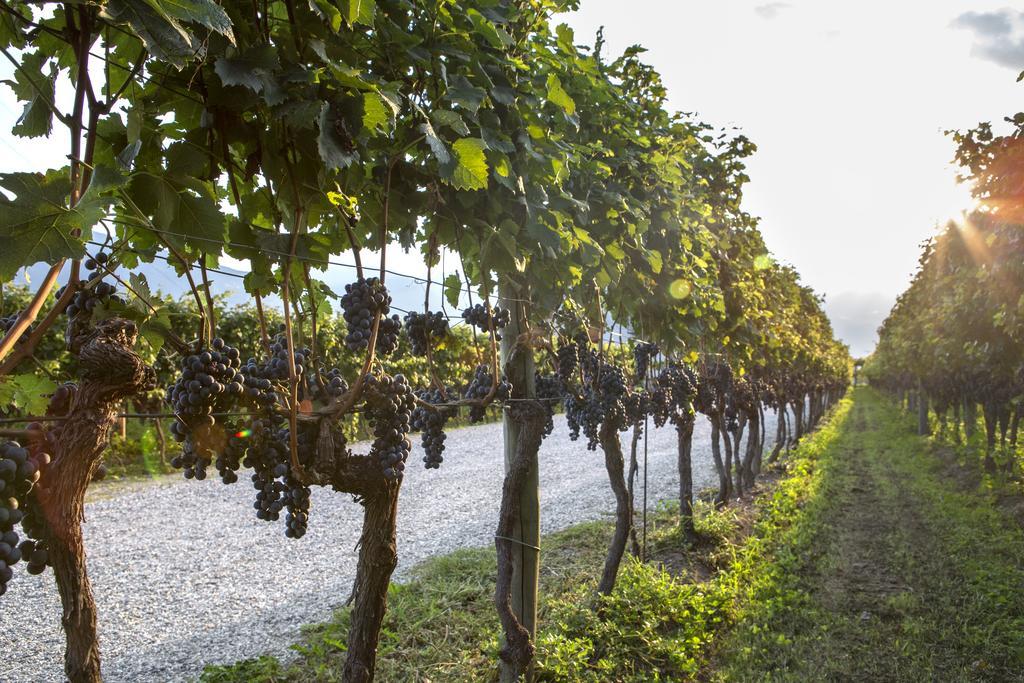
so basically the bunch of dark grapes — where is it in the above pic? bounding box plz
[403,311,449,356]
[46,383,76,417]
[595,363,629,427]
[341,278,401,354]
[633,342,659,383]
[564,361,631,449]
[363,372,416,481]
[564,391,602,449]
[411,388,454,468]
[166,337,246,480]
[464,364,512,423]
[0,314,34,347]
[575,332,599,379]
[462,304,510,340]
[0,440,51,595]
[556,341,578,384]
[60,252,124,319]
[661,364,698,427]
[535,373,562,437]
[624,389,649,428]
[310,368,349,403]
[242,418,314,538]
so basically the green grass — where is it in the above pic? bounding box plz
[715,387,1024,681]
[201,388,1024,682]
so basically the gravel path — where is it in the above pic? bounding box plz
[1,412,778,682]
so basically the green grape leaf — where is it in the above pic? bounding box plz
[446,76,487,113]
[0,373,56,415]
[0,172,87,280]
[421,125,451,166]
[447,138,488,191]
[103,0,198,69]
[362,91,392,134]
[341,0,375,26]
[146,0,235,43]
[430,109,470,137]
[444,273,462,310]
[309,0,342,33]
[318,102,360,170]
[6,52,57,138]
[214,45,280,93]
[545,74,576,115]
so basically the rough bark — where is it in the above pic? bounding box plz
[754,404,766,476]
[1010,403,1021,448]
[733,414,747,497]
[917,390,930,436]
[965,400,977,439]
[767,406,785,464]
[722,418,736,501]
[983,402,997,471]
[740,408,760,490]
[626,422,642,557]
[39,319,156,683]
[953,400,962,445]
[710,416,728,508]
[494,401,546,680]
[342,487,400,683]
[676,418,695,540]
[597,421,631,595]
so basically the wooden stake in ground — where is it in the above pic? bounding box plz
[496,279,542,682]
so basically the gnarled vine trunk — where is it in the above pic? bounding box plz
[598,421,631,595]
[710,415,729,507]
[767,405,785,464]
[676,418,695,540]
[494,401,546,680]
[740,408,760,490]
[627,422,642,557]
[342,488,400,683]
[39,319,156,683]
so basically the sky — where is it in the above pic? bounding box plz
[4,2,1024,356]
[560,1,1024,355]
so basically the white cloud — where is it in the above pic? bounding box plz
[952,9,1024,70]
[755,2,791,20]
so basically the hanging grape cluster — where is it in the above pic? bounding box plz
[535,372,562,437]
[364,372,416,481]
[0,439,51,595]
[565,361,631,450]
[403,311,449,356]
[310,368,349,403]
[60,252,124,319]
[464,364,512,423]
[632,341,659,383]
[411,388,454,469]
[341,278,401,354]
[0,314,33,346]
[462,303,510,341]
[166,338,246,480]
[556,340,579,384]
[244,418,314,538]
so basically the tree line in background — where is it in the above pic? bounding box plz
[866,91,1024,469]
[0,0,849,681]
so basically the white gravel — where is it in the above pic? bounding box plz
[0,411,778,682]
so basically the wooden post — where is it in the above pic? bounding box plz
[498,278,539,683]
